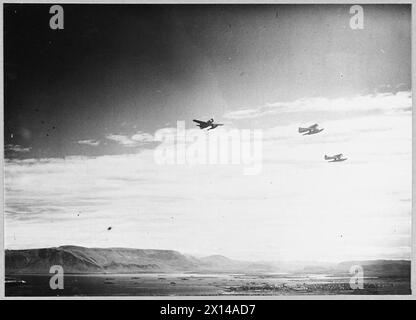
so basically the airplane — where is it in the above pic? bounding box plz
[193,118,224,130]
[325,154,347,162]
[298,123,324,135]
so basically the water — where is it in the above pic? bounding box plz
[5,273,411,296]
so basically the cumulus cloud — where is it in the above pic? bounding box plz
[106,131,154,147]
[106,134,137,147]
[224,91,411,120]
[77,139,100,146]
[131,131,154,143]
[4,92,412,261]
[5,144,31,153]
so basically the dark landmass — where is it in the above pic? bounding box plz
[5,246,275,274]
[5,245,411,278]
[7,245,198,274]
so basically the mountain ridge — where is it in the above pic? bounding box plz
[5,246,411,277]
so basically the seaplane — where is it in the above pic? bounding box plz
[298,123,324,135]
[193,118,224,131]
[325,154,347,162]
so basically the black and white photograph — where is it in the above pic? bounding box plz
[2,3,413,297]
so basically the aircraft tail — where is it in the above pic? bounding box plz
[324,155,329,160]
[298,127,308,133]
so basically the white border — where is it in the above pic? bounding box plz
[0,0,414,300]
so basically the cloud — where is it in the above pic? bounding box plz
[106,131,154,147]
[106,134,137,147]
[4,92,412,261]
[131,131,154,143]
[5,144,31,153]
[224,91,411,120]
[4,133,411,260]
[77,139,100,146]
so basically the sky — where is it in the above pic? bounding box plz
[4,4,412,262]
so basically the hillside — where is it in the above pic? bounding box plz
[5,246,411,277]
[5,246,199,274]
[334,260,411,277]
